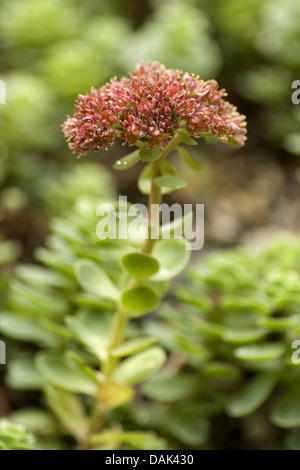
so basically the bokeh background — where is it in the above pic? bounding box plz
[1,0,300,449]
[1,0,300,263]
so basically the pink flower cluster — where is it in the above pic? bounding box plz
[62,61,247,156]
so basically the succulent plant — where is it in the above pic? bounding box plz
[0,419,36,450]
[137,235,300,449]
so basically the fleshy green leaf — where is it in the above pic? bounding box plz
[115,346,167,385]
[113,149,140,171]
[51,219,86,244]
[6,358,43,390]
[144,279,170,298]
[73,293,113,310]
[110,337,159,358]
[222,328,267,344]
[9,280,69,317]
[35,247,75,277]
[176,334,209,360]
[160,210,193,238]
[38,317,71,339]
[226,375,277,417]
[257,317,297,331]
[176,286,214,311]
[270,391,300,428]
[139,143,161,162]
[154,175,187,189]
[11,408,56,435]
[0,311,59,346]
[16,264,75,289]
[45,386,88,441]
[121,286,159,317]
[142,373,199,402]
[277,294,300,311]
[203,362,241,381]
[98,379,133,410]
[177,129,198,146]
[234,343,286,362]
[167,404,210,446]
[0,419,36,450]
[66,311,112,360]
[35,353,99,396]
[195,320,225,339]
[177,146,203,171]
[121,252,160,279]
[74,259,120,301]
[199,131,218,143]
[220,295,270,315]
[64,351,99,383]
[138,161,176,195]
[151,239,191,281]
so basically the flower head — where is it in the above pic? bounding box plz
[62,61,247,156]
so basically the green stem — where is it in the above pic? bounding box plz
[142,157,163,254]
[86,132,182,446]
[103,307,127,378]
[142,132,182,254]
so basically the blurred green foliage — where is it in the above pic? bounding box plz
[137,236,300,449]
[1,162,300,449]
[0,418,36,449]
[0,163,170,450]
[121,0,221,78]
